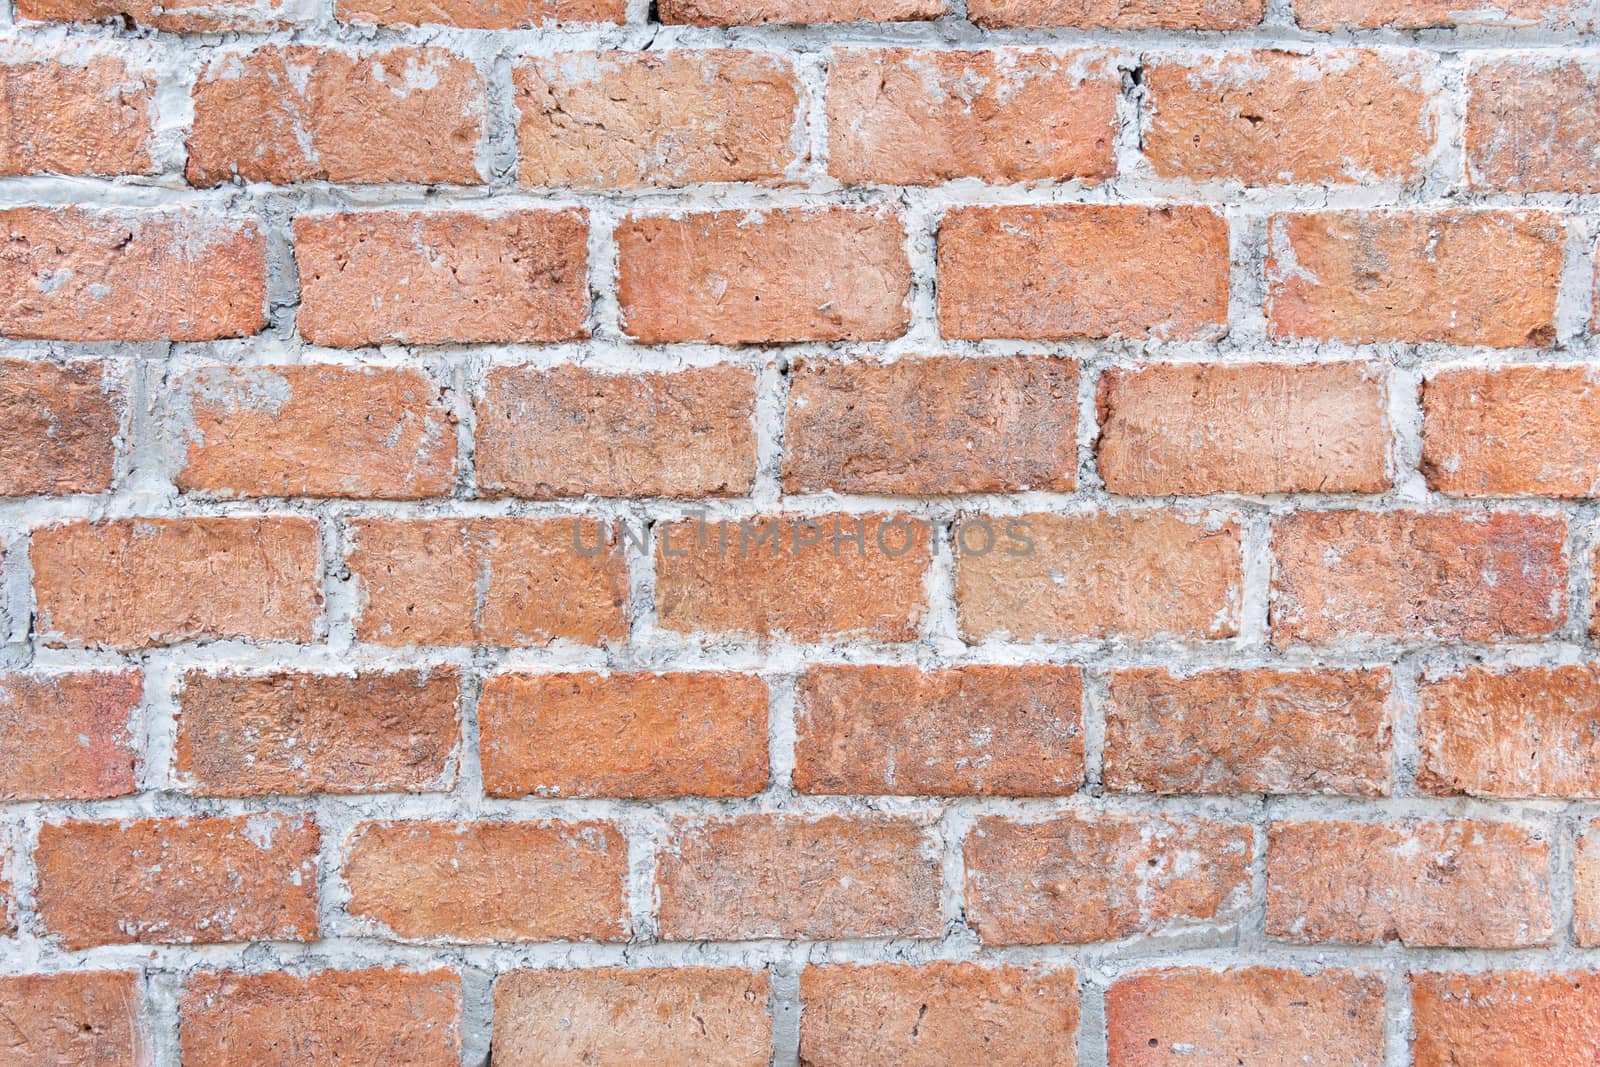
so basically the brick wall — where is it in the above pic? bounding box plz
[1,0,1598,1061]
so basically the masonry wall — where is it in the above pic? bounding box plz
[2,0,1600,1062]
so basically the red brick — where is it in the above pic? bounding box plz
[1297,0,1584,29]
[0,55,155,177]
[33,517,323,650]
[338,0,622,25]
[0,670,140,801]
[955,511,1243,643]
[0,208,265,342]
[517,51,803,188]
[616,208,910,343]
[493,968,771,1066]
[659,0,942,23]
[1145,50,1437,186]
[188,46,484,187]
[971,0,1260,25]
[345,518,628,647]
[0,972,145,1066]
[783,355,1078,495]
[1422,365,1600,497]
[475,364,757,499]
[0,358,120,496]
[1467,60,1600,192]
[180,968,461,1067]
[938,206,1229,341]
[1096,361,1390,495]
[17,0,310,30]
[35,814,319,949]
[343,820,627,942]
[1266,820,1551,947]
[479,670,767,798]
[1107,967,1386,1067]
[655,815,941,940]
[793,664,1083,796]
[1103,668,1393,796]
[175,668,459,796]
[1411,972,1600,1067]
[1266,210,1562,347]
[1269,510,1567,644]
[827,48,1117,185]
[294,210,588,346]
[1574,821,1600,945]
[177,365,457,500]
[654,513,929,642]
[801,963,1080,1066]
[965,814,1252,945]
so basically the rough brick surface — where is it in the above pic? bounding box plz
[1467,59,1600,192]
[659,0,943,23]
[1573,821,1600,946]
[0,670,141,800]
[1297,0,1581,29]
[337,0,623,25]
[1411,972,1600,1067]
[969,0,1261,27]
[0,55,155,177]
[1422,365,1600,497]
[16,0,309,31]
[0,358,120,496]
[0,972,145,1066]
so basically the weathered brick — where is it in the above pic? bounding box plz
[1266,820,1551,947]
[616,208,910,343]
[17,0,311,30]
[955,511,1243,643]
[478,670,767,798]
[1297,0,1584,29]
[294,210,588,346]
[1574,821,1600,945]
[1096,361,1390,495]
[176,365,457,499]
[827,48,1117,185]
[338,0,622,26]
[0,208,266,341]
[793,664,1084,796]
[517,51,803,188]
[1103,668,1393,796]
[969,0,1262,26]
[493,968,772,1066]
[965,815,1252,945]
[659,0,943,23]
[0,358,120,496]
[175,668,459,796]
[0,972,145,1066]
[343,820,627,942]
[0,670,141,801]
[475,364,757,499]
[345,518,628,647]
[1266,210,1562,347]
[35,814,319,949]
[1411,972,1600,1067]
[1269,510,1567,644]
[783,355,1078,495]
[33,517,323,650]
[938,206,1229,341]
[1467,59,1600,192]
[0,55,155,177]
[1422,365,1600,497]
[655,816,942,940]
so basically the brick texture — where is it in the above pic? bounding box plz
[0,54,155,177]
[1411,972,1600,1067]
[0,670,141,800]
[0,358,121,496]
[0,972,145,1066]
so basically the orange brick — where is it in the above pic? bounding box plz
[338,0,622,25]
[0,358,121,496]
[188,46,484,186]
[966,814,1251,945]
[801,963,1079,1066]
[176,365,457,500]
[35,814,319,949]
[783,355,1078,495]
[1107,967,1386,1067]
[0,670,141,800]
[1467,60,1600,192]
[1103,668,1393,796]
[616,208,910,343]
[1266,820,1551,947]
[955,511,1243,643]
[1297,0,1583,29]
[659,0,942,23]
[294,210,588,346]
[1574,821,1600,945]
[0,55,155,176]
[343,820,627,942]
[1145,50,1436,186]
[17,0,309,30]
[1412,972,1600,1067]
[479,671,767,798]
[1096,361,1390,495]
[0,208,265,342]
[493,968,771,1066]
[656,815,941,940]
[1266,210,1562,347]
[1422,365,1600,497]
[827,48,1117,185]
[517,51,803,188]
[0,972,145,1066]
[793,664,1084,796]
[970,0,1261,26]
[938,206,1229,341]
[33,517,323,650]
[475,364,757,499]
[1269,511,1567,644]
[654,513,929,642]
[180,969,461,1067]
[175,668,459,796]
